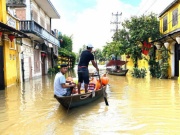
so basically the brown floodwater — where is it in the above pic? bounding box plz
[0,67,180,135]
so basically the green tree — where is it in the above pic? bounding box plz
[121,13,161,67]
[59,34,73,52]
[57,34,76,69]
[76,44,86,63]
[94,48,105,62]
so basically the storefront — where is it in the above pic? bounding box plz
[0,21,29,90]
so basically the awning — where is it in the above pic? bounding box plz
[106,60,127,67]
[0,22,29,38]
[151,28,180,43]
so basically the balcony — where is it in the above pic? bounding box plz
[6,0,26,7]
[20,20,60,47]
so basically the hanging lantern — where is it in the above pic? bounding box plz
[164,42,169,49]
[0,31,2,37]
[176,36,180,44]
[8,34,15,42]
[155,43,161,50]
[41,53,46,57]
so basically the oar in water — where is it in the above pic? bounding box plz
[94,52,109,106]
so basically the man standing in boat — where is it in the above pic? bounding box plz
[77,44,99,94]
[54,64,75,97]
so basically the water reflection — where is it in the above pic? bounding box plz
[0,68,180,134]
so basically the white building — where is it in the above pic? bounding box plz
[6,0,60,82]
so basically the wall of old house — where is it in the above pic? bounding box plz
[158,2,180,78]
[159,3,180,34]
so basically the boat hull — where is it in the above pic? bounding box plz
[54,86,106,109]
[107,69,128,76]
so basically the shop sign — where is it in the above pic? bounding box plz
[7,16,16,29]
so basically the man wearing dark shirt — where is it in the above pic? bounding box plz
[77,44,99,94]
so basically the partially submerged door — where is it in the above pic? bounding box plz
[0,46,5,90]
[175,43,180,76]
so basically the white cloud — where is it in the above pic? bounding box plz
[138,0,174,15]
[51,0,174,53]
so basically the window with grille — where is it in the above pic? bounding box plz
[172,8,178,27]
[163,16,167,32]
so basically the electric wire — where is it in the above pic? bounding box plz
[136,0,151,15]
[143,0,158,15]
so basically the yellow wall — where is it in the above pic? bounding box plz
[159,3,180,34]
[0,0,21,86]
[0,0,7,23]
[122,54,149,74]
[3,37,18,86]
[159,2,180,78]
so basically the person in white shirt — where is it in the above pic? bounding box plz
[54,64,75,97]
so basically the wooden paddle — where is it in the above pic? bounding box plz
[94,52,109,106]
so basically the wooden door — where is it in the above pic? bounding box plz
[175,43,180,76]
[0,46,5,90]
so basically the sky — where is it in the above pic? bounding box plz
[50,0,174,53]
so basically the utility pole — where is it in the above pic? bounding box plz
[110,12,122,41]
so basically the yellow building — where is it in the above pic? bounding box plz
[153,0,180,79]
[0,0,28,90]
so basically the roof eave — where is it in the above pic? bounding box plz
[159,0,179,17]
[34,0,60,19]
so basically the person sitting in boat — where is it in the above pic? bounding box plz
[77,44,99,94]
[54,64,76,97]
[116,65,121,72]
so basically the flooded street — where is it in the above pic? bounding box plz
[1,66,180,135]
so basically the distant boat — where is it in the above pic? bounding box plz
[106,60,128,76]
[54,86,107,109]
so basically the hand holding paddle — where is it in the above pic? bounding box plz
[94,51,109,106]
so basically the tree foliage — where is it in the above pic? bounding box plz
[102,41,122,60]
[58,34,76,68]
[76,44,86,63]
[94,48,105,62]
[76,45,104,63]
[123,13,161,42]
[102,13,161,67]
[59,35,73,52]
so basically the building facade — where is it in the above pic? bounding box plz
[0,0,60,90]
[0,0,29,90]
[6,0,60,82]
[155,0,180,79]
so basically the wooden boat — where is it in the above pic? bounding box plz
[106,60,128,76]
[107,69,128,76]
[54,86,107,109]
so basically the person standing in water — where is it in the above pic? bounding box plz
[77,44,99,94]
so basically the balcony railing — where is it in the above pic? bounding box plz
[20,20,60,47]
[6,0,26,7]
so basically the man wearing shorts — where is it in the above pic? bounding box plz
[77,44,99,94]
